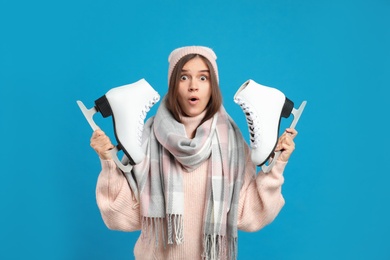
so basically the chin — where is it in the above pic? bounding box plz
[186,110,202,117]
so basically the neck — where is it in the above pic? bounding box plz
[180,110,207,139]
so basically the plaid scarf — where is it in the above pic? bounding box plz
[124,98,248,259]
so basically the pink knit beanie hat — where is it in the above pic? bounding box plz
[168,46,219,84]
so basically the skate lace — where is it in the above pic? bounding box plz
[137,95,160,146]
[234,97,260,149]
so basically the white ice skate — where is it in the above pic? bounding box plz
[234,79,306,173]
[77,78,160,172]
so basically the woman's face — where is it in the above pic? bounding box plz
[177,56,212,117]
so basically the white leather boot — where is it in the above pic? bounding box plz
[77,78,160,172]
[234,79,306,172]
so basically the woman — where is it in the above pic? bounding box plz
[90,46,297,259]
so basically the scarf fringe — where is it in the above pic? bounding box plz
[141,214,184,248]
[202,234,237,260]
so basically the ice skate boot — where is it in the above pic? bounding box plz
[234,79,306,173]
[77,78,160,172]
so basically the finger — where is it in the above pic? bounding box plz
[277,129,296,147]
[281,141,294,151]
[277,135,294,151]
[276,134,286,149]
[282,140,295,153]
[284,134,294,145]
[93,142,113,156]
[102,143,114,151]
[95,133,111,145]
[91,130,102,141]
[279,133,290,144]
[96,129,106,137]
[97,138,113,150]
[275,139,285,151]
[285,128,298,138]
[91,135,111,149]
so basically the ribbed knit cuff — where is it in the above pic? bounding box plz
[100,158,116,170]
[272,160,287,174]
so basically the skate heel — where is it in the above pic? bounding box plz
[94,95,113,118]
[281,97,294,118]
[116,143,136,166]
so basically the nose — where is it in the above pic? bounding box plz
[189,80,198,92]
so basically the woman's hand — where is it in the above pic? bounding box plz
[275,128,298,162]
[90,129,115,160]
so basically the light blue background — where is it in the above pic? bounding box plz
[1,0,389,259]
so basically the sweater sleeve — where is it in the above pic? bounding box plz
[95,159,141,232]
[237,148,286,232]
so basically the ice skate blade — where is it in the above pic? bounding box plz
[290,101,307,129]
[110,147,133,173]
[77,100,134,173]
[261,100,307,173]
[76,100,99,131]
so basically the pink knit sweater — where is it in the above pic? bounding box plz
[95,113,287,259]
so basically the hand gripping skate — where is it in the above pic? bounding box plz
[76,78,160,172]
[234,79,306,173]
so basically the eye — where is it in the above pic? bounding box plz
[200,75,208,81]
[180,75,188,81]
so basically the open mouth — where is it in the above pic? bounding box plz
[189,97,199,104]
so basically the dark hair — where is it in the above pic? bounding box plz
[166,54,222,126]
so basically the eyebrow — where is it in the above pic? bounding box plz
[181,69,210,73]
